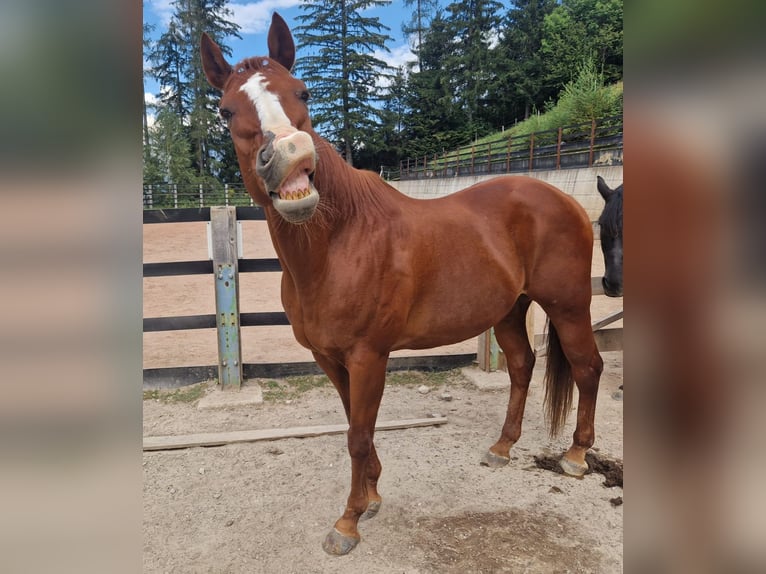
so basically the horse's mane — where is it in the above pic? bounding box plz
[233,56,272,75]
[598,185,623,237]
[312,137,400,222]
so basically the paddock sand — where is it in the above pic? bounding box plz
[143,219,623,573]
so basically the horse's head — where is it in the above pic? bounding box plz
[201,14,319,223]
[597,176,623,297]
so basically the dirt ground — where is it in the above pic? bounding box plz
[143,220,623,573]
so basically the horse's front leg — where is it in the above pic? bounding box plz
[313,352,383,521]
[322,349,388,556]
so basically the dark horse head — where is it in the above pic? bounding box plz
[597,176,623,297]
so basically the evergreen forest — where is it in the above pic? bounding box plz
[143,0,622,204]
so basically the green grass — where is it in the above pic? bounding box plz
[260,369,466,403]
[142,369,468,405]
[424,79,623,172]
[143,382,208,404]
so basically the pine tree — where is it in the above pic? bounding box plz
[147,0,240,183]
[294,0,394,166]
[495,0,557,123]
[541,0,623,90]
[399,10,467,157]
[442,0,504,136]
[143,18,155,169]
[147,106,196,192]
[401,0,440,70]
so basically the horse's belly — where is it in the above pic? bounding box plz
[394,304,509,351]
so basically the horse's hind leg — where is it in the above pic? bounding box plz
[543,307,604,476]
[482,295,535,468]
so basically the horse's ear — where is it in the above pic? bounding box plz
[268,12,295,71]
[200,33,232,90]
[597,176,613,201]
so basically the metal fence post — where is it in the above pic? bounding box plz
[224,183,229,206]
[199,183,204,208]
[210,206,243,390]
[173,184,178,208]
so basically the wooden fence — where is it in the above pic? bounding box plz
[391,116,623,182]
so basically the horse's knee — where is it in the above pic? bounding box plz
[347,428,372,460]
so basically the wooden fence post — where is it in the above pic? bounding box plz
[478,303,536,373]
[477,328,499,372]
[487,141,492,173]
[528,133,535,171]
[210,206,243,390]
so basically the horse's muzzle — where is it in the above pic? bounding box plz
[256,130,319,223]
[256,130,316,192]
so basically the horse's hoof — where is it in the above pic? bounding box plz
[360,500,381,521]
[559,455,588,477]
[480,450,510,468]
[322,528,360,556]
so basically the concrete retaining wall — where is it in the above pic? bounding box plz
[388,165,623,223]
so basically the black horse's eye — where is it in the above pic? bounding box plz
[219,108,233,121]
[299,90,310,103]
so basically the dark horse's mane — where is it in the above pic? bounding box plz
[598,185,623,237]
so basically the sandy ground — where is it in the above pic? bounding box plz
[143,356,623,573]
[143,220,623,573]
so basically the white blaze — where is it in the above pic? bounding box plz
[240,72,294,134]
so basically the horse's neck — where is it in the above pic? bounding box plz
[267,136,394,281]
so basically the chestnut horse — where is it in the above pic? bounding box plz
[201,13,603,556]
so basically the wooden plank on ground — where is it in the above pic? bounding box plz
[592,310,623,332]
[143,417,448,452]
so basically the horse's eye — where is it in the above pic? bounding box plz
[219,108,233,121]
[299,90,310,103]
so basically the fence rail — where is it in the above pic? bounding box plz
[143,183,254,210]
[384,116,623,182]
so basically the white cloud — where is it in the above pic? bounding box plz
[144,93,159,128]
[147,0,300,35]
[229,1,302,35]
[375,43,417,70]
[371,43,417,88]
[146,0,175,27]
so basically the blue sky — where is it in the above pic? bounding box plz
[143,0,420,104]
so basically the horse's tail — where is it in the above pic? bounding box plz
[543,318,574,438]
